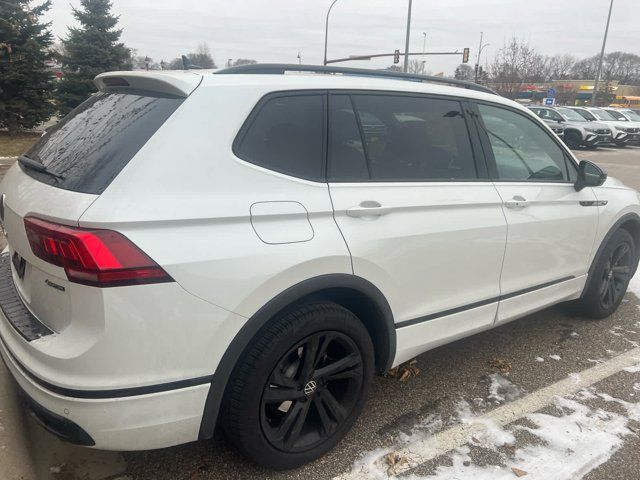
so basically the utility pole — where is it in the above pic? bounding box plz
[403,0,412,73]
[474,32,489,83]
[323,0,340,66]
[592,0,614,106]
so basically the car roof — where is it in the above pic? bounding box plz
[96,65,531,116]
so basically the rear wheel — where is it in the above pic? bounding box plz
[575,229,636,319]
[221,302,374,469]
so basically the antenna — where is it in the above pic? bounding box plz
[181,55,203,70]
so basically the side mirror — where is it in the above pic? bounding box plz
[575,160,607,191]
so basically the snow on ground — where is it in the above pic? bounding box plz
[549,354,562,361]
[487,374,525,405]
[346,389,639,480]
[407,396,632,480]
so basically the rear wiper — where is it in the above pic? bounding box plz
[18,155,65,180]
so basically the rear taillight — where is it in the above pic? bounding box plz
[24,217,173,287]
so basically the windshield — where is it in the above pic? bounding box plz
[556,107,586,122]
[622,109,640,121]
[604,109,627,121]
[589,109,616,121]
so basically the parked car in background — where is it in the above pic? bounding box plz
[529,106,611,149]
[567,106,637,147]
[601,108,640,145]
[1,65,640,470]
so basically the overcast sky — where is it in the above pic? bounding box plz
[43,0,639,74]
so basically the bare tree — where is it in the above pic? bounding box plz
[407,59,426,74]
[187,43,216,69]
[232,58,257,66]
[547,54,576,80]
[454,64,474,81]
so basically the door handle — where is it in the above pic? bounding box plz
[346,201,392,218]
[504,196,528,209]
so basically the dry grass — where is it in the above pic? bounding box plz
[0,132,40,157]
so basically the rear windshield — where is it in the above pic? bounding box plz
[24,92,184,194]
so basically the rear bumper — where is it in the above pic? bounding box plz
[0,334,211,450]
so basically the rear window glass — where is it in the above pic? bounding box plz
[24,92,184,194]
[234,94,325,181]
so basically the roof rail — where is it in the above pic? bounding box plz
[214,63,497,95]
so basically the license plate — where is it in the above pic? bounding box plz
[12,252,26,280]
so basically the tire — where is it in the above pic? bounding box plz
[564,130,582,149]
[575,229,636,319]
[221,302,374,469]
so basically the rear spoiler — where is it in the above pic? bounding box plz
[94,71,202,98]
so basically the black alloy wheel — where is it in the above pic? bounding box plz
[573,228,636,319]
[260,331,364,453]
[221,302,374,469]
[599,241,633,310]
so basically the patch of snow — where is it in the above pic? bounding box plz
[633,383,640,392]
[597,393,640,421]
[403,396,635,480]
[623,363,640,373]
[569,373,582,384]
[487,373,525,405]
[549,354,562,361]
[535,357,545,362]
[455,400,515,448]
[572,388,599,401]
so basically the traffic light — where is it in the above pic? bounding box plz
[393,49,400,64]
[462,48,470,63]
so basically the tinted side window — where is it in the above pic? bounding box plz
[478,104,569,182]
[235,94,324,181]
[350,95,477,181]
[328,95,369,181]
[25,92,184,194]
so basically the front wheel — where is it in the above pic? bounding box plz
[564,130,582,149]
[221,302,374,469]
[575,229,636,319]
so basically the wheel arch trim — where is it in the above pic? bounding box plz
[198,273,396,440]
[582,211,640,297]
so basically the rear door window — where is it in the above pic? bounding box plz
[25,92,184,195]
[234,94,325,182]
[345,94,478,181]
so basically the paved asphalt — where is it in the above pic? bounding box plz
[2,147,640,480]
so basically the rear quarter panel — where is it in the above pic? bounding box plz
[78,84,352,319]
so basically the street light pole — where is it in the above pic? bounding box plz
[592,0,614,106]
[421,32,426,74]
[474,32,489,83]
[323,0,340,66]
[403,0,413,73]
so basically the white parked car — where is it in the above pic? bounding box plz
[1,65,640,469]
[567,106,639,147]
[602,107,640,145]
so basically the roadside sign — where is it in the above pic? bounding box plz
[544,97,556,106]
[547,88,557,98]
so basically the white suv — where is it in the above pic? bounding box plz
[1,65,639,470]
